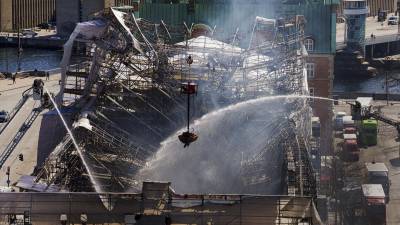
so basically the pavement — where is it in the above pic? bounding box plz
[334,100,400,225]
[0,29,58,38]
[0,74,61,189]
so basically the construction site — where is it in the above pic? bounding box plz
[0,3,329,225]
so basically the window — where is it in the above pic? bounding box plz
[306,63,315,79]
[304,38,314,52]
[309,87,315,102]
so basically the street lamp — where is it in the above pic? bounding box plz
[6,166,10,187]
[384,56,392,106]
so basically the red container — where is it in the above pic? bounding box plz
[181,82,198,95]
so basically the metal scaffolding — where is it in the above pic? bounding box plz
[34,7,315,198]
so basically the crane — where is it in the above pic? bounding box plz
[178,55,198,147]
[349,99,400,135]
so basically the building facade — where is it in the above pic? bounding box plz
[139,0,338,153]
[343,0,368,51]
[295,3,338,154]
[56,0,141,37]
[0,0,55,32]
[337,0,396,17]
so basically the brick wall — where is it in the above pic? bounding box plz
[307,54,335,154]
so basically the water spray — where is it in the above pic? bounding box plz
[139,94,339,194]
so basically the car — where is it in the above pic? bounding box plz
[22,29,38,37]
[0,110,9,123]
[37,23,50,29]
[49,36,61,40]
[388,16,398,25]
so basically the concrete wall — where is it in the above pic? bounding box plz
[80,0,107,22]
[56,0,80,38]
[37,113,67,167]
[57,0,140,37]
[1,0,55,32]
[0,0,13,31]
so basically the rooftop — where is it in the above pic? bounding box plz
[362,184,385,197]
[366,162,388,172]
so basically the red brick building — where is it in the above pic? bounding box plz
[306,53,335,153]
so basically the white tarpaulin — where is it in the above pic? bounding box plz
[60,20,106,68]
[111,8,143,54]
[58,20,106,103]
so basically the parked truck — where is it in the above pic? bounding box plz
[343,115,355,129]
[365,162,390,198]
[362,184,386,225]
[343,133,359,161]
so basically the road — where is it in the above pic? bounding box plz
[334,100,400,225]
[0,74,61,188]
[0,29,58,38]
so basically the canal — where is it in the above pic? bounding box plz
[334,72,400,94]
[0,47,63,73]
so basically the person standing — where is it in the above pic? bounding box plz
[46,71,50,80]
[12,73,16,84]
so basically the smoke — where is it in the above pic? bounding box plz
[200,0,279,45]
[137,96,291,194]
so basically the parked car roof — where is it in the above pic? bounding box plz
[362,184,385,198]
[366,162,388,173]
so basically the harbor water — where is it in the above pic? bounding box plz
[2,46,400,95]
[334,72,400,94]
[0,47,63,73]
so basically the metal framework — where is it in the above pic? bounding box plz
[33,7,316,198]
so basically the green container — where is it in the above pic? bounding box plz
[361,119,378,146]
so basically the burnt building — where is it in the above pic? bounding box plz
[139,0,339,153]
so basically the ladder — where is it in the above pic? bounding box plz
[0,107,42,169]
[294,134,317,197]
[0,88,31,136]
[368,112,400,134]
